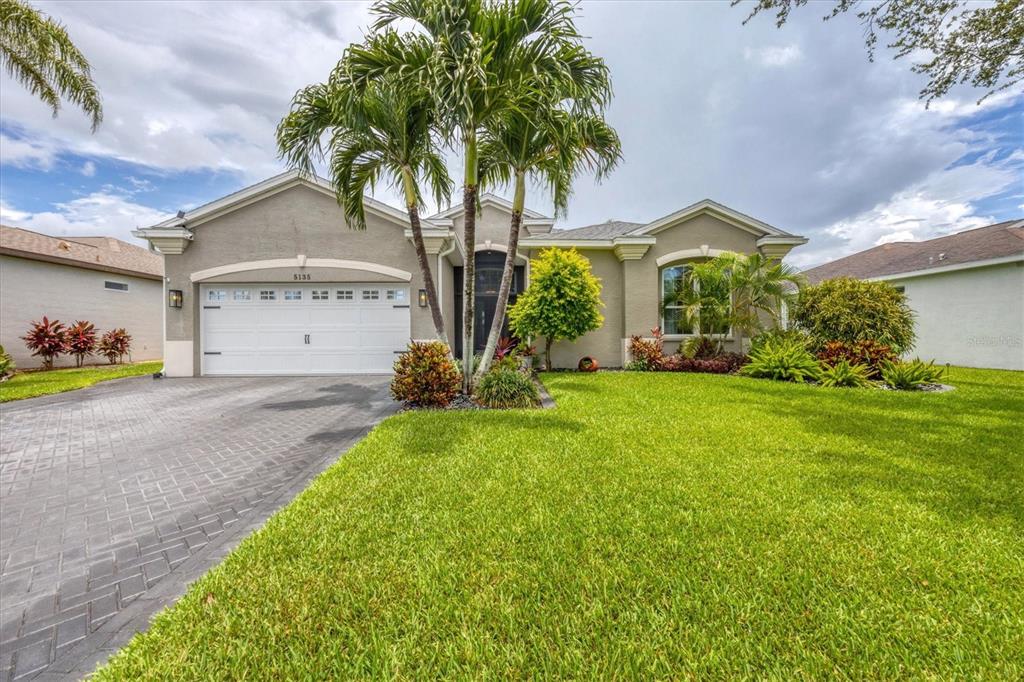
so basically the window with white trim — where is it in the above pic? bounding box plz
[259,289,276,301]
[336,289,354,301]
[104,280,129,292]
[284,289,302,301]
[660,264,731,336]
[311,289,329,301]
[386,289,406,302]
[362,289,380,301]
[232,289,252,302]
[207,289,227,302]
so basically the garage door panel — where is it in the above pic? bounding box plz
[204,330,260,350]
[256,307,308,326]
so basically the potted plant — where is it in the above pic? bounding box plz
[578,356,599,372]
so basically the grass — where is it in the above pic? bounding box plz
[94,367,1023,679]
[0,361,163,402]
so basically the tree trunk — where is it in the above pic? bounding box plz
[473,172,524,381]
[544,336,553,371]
[402,169,450,354]
[461,132,478,394]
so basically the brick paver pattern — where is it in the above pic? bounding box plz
[0,375,394,680]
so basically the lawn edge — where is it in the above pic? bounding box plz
[0,362,163,403]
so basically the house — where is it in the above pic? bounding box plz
[0,225,165,368]
[133,170,807,376]
[802,221,1024,371]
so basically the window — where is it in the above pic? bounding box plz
[336,289,354,301]
[311,289,329,301]
[660,264,731,336]
[104,281,129,292]
[362,289,380,301]
[232,289,252,302]
[284,290,302,301]
[206,289,227,302]
[259,289,276,301]
[386,289,406,302]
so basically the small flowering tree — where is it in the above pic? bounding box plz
[21,317,68,369]
[97,328,132,364]
[66,320,97,367]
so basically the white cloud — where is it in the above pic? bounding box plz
[0,191,169,244]
[80,160,96,176]
[744,44,802,67]
[0,133,60,169]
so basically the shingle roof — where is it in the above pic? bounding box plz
[0,225,163,279]
[802,220,1024,284]
[524,219,644,241]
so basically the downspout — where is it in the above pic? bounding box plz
[438,236,458,344]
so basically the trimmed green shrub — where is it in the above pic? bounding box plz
[880,359,945,390]
[474,369,540,409]
[0,345,14,379]
[741,335,821,383]
[819,359,873,388]
[793,277,915,353]
[391,341,461,407]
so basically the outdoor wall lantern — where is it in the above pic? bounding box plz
[168,289,183,308]
[418,289,428,307]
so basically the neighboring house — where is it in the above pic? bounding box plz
[0,226,164,368]
[133,170,806,376]
[802,221,1024,371]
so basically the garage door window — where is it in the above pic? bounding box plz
[312,289,329,301]
[337,289,354,301]
[386,289,406,302]
[207,289,227,302]
[284,289,302,301]
[362,289,380,301]
[233,289,252,302]
[260,290,276,301]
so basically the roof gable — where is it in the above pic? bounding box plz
[428,193,550,221]
[0,225,163,279]
[628,199,792,238]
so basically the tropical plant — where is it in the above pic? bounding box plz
[474,367,539,408]
[0,344,14,379]
[662,257,733,352]
[65,319,96,367]
[391,340,461,407]
[741,335,822,382]
[793,277,915,353]
[277,76,453,351]
[509,247,603,371]
[349,0,611,392]
[21,316,67,369]
[718,252,804,352]
[750,327,810,353]
[627,327,664,371]
[681,335,718,360]
[97,328,131,364]
[819,359,873,388]
[817,339,897,378]
[473,101,620,380]
[658,356,733,374]
[880,359,945,390]
[0,0,102,129]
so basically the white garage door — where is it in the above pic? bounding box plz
[201,284,410,375]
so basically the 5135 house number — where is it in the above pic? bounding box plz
[293,273,311,281]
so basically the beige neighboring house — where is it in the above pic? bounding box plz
[0,225,164,369]
[802,220,1024,371]
[133,170,807,376]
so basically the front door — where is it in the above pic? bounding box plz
[453,251,525,358]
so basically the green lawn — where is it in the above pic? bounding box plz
[95,368,1023,679]
[0,361,162,402]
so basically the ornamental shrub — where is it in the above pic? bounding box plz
[880,359,945,390]
[0,345,14,379]
[819,359,873,388]
[741,335,821,383]
[97,328,132,365]
[627,327,663,371]
[509,248,603,370]
[817,339,897,378]
[659,356,731,374]
[474,368,540,409]
[21,317,68,369]
[391,341,461,407]
[681,335,718,359]
[793,277,915,353]
[66,320,97,367]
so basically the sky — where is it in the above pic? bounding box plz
[0,1,1021,268]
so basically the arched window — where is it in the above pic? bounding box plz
[660,262,731,337]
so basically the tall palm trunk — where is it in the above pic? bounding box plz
[461,131,478,393]
[474,170,525,380]
[402,168,449,350]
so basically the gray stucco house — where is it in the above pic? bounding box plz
[802,220,1024,371]
[134,170,807,376]
[0,225,164,368]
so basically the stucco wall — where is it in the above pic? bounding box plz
[450,203,533,252]
[0,255,163,368]
[892,262,1023,370]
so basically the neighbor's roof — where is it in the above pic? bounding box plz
[802,219,1024,284]
[530,219,644,241]
[0,225,163,280]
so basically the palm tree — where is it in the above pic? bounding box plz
[277,75,454,349]
[0,0,102,130]
[346,0,609,392]
[473,104,621,380]
[664,259,734,353]
[720,252,805,352]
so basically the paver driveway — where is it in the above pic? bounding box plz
[0,375,396,680]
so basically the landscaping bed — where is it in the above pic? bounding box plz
[92,367,1023,679]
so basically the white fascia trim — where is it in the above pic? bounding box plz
[628,199,789,238]
[189,257,413,283]
[133,227,193,240]
[867,253,1024,282]
[655,247,731,267]
[428,193,548,220]
[757,235,809,247]
[521,236,656,250]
